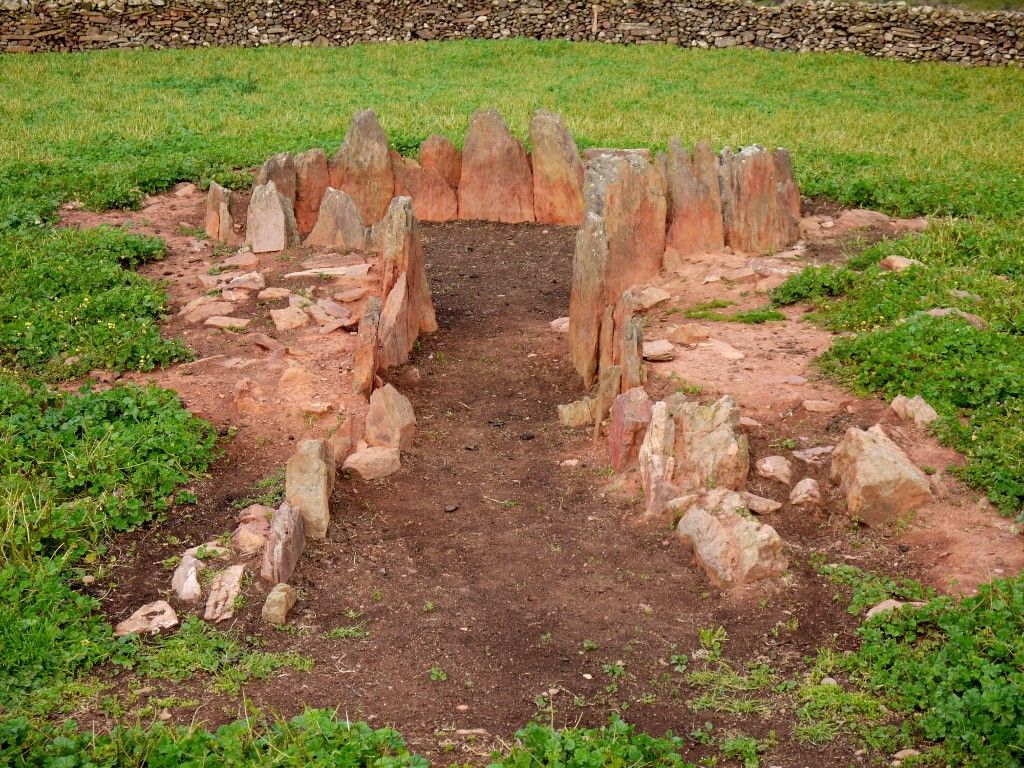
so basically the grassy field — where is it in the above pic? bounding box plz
[0,40,1023,766]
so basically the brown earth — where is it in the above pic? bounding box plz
[60,188,1022,765]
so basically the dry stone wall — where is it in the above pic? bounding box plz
[1,0,1021,65]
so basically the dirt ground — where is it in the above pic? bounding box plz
[61,191,1023,765]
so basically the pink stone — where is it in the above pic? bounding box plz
[529,109,584,226]
[458,109,534,223]
[260,503,305,585]
[608,387,654,470]
[419,134,462,190]
[393,152,458,222]
[664,139,724,266]
[294,148,329,237]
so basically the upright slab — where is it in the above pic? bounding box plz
[419,135,462,190]
[246,181,299,254]
[204,180,233,242]
[372,196,438,336]
[392,155,458,223]
[719,146,799,254]
[664,139,724,265]
[530,109,584,226]
[255,152,297,205]
[568,212,611,388]
[304,188,368,250]
[286,439,335,540]
[330,109,395,224]
[458,109,534,223]
[294,148,329,236]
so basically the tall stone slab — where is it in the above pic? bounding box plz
[719,146,800,254]
[664,139,724,266]
[568,212,610,388]
[608,387,654,470]
[393,156,458,223]
[260,503,305,585]
[286,439,335,540]
[255,152,297,205]
[205,181,233,242]
[304,188,368,250]
[458,109,534,223]
[529,109,584,226]
[246,181,299,254]
[583,153,667,300]
[419,135,462,190]
[639,400,677,519]
[352,297,382,398]
[330,109,395,224]
[294,148,329,237]
[371,196,438,336]
[377,272,411,370]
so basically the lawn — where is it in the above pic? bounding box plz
[0,39,1023,767]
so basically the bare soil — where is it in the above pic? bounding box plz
[60,190,1022,765]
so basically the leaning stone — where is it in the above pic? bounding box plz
[890,395,939,428]
[304,188,368,250]
[329,109,394,224]
[246,181,299,254]
[831,425,933,526]
[668,395,749,492]
[115,600,178,637]
[568,212,610,388]
[608,387,653,470]
[740,491,783,514]
[286,439,335,540]
[642,339,676,362]
[558,397,596,428]
[294,148,330,236]
[343,446,402,480]
[756,455,792,484]
[639,401,677,520]
[232,504,273,555]
[261,503,305,585]
[352,297,382,398]
[204,564,245,623]
[677,488,788,588]
[171,554,204,602]
[789,478,822,508]
[664,139,724,266]
[365,384,416,450]
[458,109,534,223]
[377,273,411,370]
[262,583,298,625]
[419,135,462,190]
[205,181,233,242]
[529,109,584,226]
[255,152,297,204]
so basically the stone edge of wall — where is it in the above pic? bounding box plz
[1,0,1021,66]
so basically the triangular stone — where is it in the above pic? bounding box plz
[304,188,368,250]
[530,109,584,226]
[458,109,534,223]
[329,109,395,225]
[294,148,329,237]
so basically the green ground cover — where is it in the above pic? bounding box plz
[0,39,1022,766]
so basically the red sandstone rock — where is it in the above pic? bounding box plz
[372,196,438,336]
[419,135,462,189]
[458,109,534,223]
[115,601,178,637]
[719,146,799,254]
[365,383,416,450]
[260,503,305,585]
[352,297,382,398]
[609,387,653,470]
[246,181,299,254]
[294,148,329,236]
[529,109,584,226]
[286,439,335,541]
[330,109,394,224]
[392,152,458,222]
[304,188,368,250]
[377,272,411,370]
[568,212,610,388]
[664,139,724,267]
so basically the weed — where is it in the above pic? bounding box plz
[429,666,448,682]
[232,468,286,510]
[327,624,370,640]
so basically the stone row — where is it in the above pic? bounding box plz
[2,0,1021,66]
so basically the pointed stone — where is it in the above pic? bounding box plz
[204,181,233,242]
[621,317,645,391]
[393,151,457,222]
[608,387,653,470]
[204,564,245,623]
[304,188,368,250]
[639,400,677,519]
[664,139,724,267]
[529,109,584,226]
[719,146,799,254]
[365,383,416,451]
[377,273,411,370]
[260,503,305,585]
[568,212,610,388]
[419,135,462,189]
[593,363,623,435]
[329,109,394,224]
[286,439,335,540]
[352,297,382,398]
[294,148,330,236]
[372,196,437,335]
[255,152,297,205]
[458,109,534,223]
[246,181,299,254]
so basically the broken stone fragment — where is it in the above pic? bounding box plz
[890,395,939,428]
[270,306,310,331]
[676,488,788,588]
[204,315,250,330]
[294,148,330,236]
[756,455,792,485]
[608,387,653,471]
[373,196,437,337]
[865,598,926,620]
[204,180,233,242]
[255,152,297,205]
[668,395,749,492]
[668,324,709,345]
[529,109,584,226]
[329,109,395,224]
[246,181,299,254]
[392,153,458,222]
[568,212,611,388]
[377,272,412,370]
[114,600,179,637]
[286,439,335,540]
[629,285,671,312]
[557,397,596,428]
[232,504,273,555]
[262,583,298,625]
[458,109,534,223]
[204,564,245,623]
[879,254,922,273]
[642,339,676,362]
[171,553,204,602]
[419,135,462,190]
[740,491,782,514]
[352,297,382,398]
[830,425,933,526]
[343,446,402,480]
[639,400,677,519]
[664,139,725,266]
[261,503,305,585]
[365,384,416,450]
[304,187,368,250]
[789,478,821,508]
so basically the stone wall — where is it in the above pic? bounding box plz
[1,0,1021,65]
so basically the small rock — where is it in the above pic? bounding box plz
[667,323,709,345]
[740,491,782,514]
[642,339,677,362]
[227,272,266,291]
[261,583,298,625]
[893,749,921,761]
[220,288,251,303]
[739,415,762,429]
[803,399,838,414]
[365,384,416,450]
[866,598,926,619]
[232,504,273,555]
[631,285,671,311]
[820,676,838,686]
[879,255,922,273]
[335,286,370,303]
[697,338,744,361]
[270,306,310,331]
[549,316,570,333]
[171,554,204,602]
[789,478,821,508]
[560,459,580,468]
[261,503,305,585]
[890,394,939,428]
[343,446,401,480]
[924,307,987,329]
[756,455,792,484]
[204,315,250,330]
[222,251,259,269]
[204,564,246,623]
[793,445,834,464]
[115,600,179,637]
[258,287,291,301]
[558,397,596,428]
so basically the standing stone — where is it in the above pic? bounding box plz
[352,297,382,398]
[774,149,801,224]
[262,583,297,625]
[419,135,462,190]
[593,363,623,436]
[204,564,245,623]
[286,439,335,540]
[246,181,299,254]
[568,212,610,388]
[584,153,667,300]
[664,139,724,267]
[261,503,305,585]
[393,157,458,222]
[458,109,534,223]
[330,109,394,224]
[676,488,788,588]
[608,387,654,470]
[255,152,297,205]
[377,273,411,371]
[114,601,178,637]
[365,383,416,450]
[830,425,933,526]
[719,146,799,254]
[294,148,329,236]
[668,395,749,492]
[304,188,368,250]
[529,109,584,226]
[205,181,233,242]
[639,401,677,519]
[790,478,822,508]
[372,196,438,335]
[620,317,645,392]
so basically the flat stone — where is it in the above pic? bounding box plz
[115,600,178,637]
[226,271,266,291]
[890,394,939,428]
[343,446,402,480]
[329,109,394,224]
[335,286,370,303]
[740,491,783,514]
[232,504,273,555]
[182,299,236,324]
[866,598,926,620]
[283,264,371,279]
[262,583,298,625]
[668,324,709,345]
[529,109,584,226]
[258,287,291,301]
[286,439,335,540]
[260,503,305,585]
[756,455,792,484]
[270,306,310,331]
[924,307,987,329]
[365,383,416,450]
[246,181,299,254]
[203,564,245,623]
[303,187,368,250]
[204,315,250,330]
[803,399,838,413]
[458,109,534,223]
[698,339,745,361]
[642,339,676,362]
